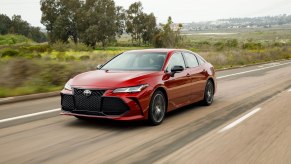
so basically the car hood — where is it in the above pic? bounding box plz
[71,70,158,89]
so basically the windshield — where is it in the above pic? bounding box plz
[101,52,167,71]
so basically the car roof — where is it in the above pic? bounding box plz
[126,48,188,54]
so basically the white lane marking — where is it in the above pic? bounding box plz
[0,97,14,102]
[288,88,291,92]
[219,108,262,133]
[217,61,291,79]
[258,62,280,68]
[0,108,61,123]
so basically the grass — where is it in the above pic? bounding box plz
[0,86,62,98]
[0,27,290,98]
[0,34,33,45]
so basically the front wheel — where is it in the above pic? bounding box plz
[148,91,166,126]
[202,80,214,106]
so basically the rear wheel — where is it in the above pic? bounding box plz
[202,80,214,106]
[148,91,166,126]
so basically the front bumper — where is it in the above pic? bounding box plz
[60,88,151,121]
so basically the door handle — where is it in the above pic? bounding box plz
[186,73,191,77]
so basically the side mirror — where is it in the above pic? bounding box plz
[170,65,184,77]
[96,64,103,70]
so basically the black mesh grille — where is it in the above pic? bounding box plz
[102,97,129,115]
[74,88,105,112]
[61,90,130,116]
[61,94,74,112]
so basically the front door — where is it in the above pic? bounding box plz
[164,52,191,110]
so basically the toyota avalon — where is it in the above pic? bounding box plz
[61,49,216,125]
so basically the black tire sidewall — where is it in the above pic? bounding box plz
[203,80,214,105]
[148,90,166,125]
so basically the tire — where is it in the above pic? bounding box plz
[148,90,167,126]
[202,80,214,106]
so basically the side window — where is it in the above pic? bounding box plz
[196,54,206,65]
[166,53,186,72]
[184,53,199,68]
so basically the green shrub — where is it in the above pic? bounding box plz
[68,42,92,51]
[1,49,19,58]
[214,41,225,51]
[0,34,32,45]
[242,42,264,50]
[225,39,238,48]
[26,44,51,52]
[51,41,67,52]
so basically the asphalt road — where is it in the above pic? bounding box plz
[0,60,291,163]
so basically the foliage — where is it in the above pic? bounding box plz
[0,34,31,45]
[0,14,11,35]
[51,41,92,52]
[0,14,47,43]
[40,0,158,48]
[1,49,19,58]
[125,2,157,45]
[0,58,92,97]
[153,17,183,48]
[41,0,125,48]
[0,28,290,97]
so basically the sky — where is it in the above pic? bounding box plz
[0,0,291,27]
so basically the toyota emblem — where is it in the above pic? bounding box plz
[83,90,92,97]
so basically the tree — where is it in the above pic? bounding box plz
[9,15,30,36]
[58,0,80,43]
[40,0,80,43]
[115,6,126,38]
[142,13,157,45]
[78,0,124,48]
[125,2,157,45]
[126,1,144,45]
[153,17,183,48]
[29,27,47,43]
[0,14,11,35]
[41,0,124,47]
[0,13,47,43]
[40,0,59,42]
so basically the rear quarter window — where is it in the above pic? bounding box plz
[195,54,207,65]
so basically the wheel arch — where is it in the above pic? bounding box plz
[154,87,168,111]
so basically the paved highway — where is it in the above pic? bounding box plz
[0,60,291,163]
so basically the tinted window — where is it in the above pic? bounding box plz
[166,53,186,72]
[101,52,166,71]
[184,53,199,68]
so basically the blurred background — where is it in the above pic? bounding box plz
[0,0,291,98]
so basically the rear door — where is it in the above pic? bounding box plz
[183,52,207,101]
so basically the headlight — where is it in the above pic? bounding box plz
[113,84,149,93]
[64,79,73,91]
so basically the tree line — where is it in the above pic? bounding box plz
[40,0,182,48]
[0,14,47,43]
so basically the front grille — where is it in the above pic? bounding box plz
[61,94,74,112]
[61,89,130,116]
[74,88,105,112]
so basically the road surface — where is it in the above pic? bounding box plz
[0,60,291,163]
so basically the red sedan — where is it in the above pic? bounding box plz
[61,49,216,125]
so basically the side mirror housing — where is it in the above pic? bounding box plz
[170,65,184,77]
[96,64,103,70]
